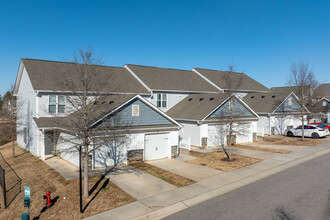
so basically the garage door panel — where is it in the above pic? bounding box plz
[145,133,170,161]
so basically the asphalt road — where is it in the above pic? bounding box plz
[165,151,330,220]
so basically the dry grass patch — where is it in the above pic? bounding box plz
[0,142,135,219]
[264,137,327,146]
[130,162,195,187]
[235,144,291,154]
[187,151,260,172]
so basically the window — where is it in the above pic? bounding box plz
[288,97,293,106]
[49,95,56,113]
[49,95,65,113]
[58,96,65,113]
[156,93,167,108]
[132,105,139,116]
[323,101,326,106]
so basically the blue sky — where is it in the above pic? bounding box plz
[1,0,329,95]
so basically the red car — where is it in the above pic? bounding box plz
[309,122,330,130]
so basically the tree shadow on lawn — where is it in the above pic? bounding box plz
[83,177,109,213]
[32,196,60,220]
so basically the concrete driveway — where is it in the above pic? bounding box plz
[105,166,176,200]
[232,147,282,160]
[147,158,222,181]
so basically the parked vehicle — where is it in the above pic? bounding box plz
[311,125,330,136]
[309,122,330,130]
[285,125,328,139]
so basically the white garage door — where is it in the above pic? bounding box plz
[145,133,170,161]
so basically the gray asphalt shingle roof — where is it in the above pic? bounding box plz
[166,93,231,121]
[313,83,330,98]
[194,68,269,92]
[22,59,149,94]
[242,89,292,113]
[125,64,220,92]
[34,94,136,129]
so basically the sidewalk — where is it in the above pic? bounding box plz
[84,140,330,220]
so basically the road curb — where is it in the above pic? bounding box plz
[133,147,330,220]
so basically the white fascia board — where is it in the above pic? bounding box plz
[124,65,152,93]
[202,94,259,121]
[232,94,260,119]
[192,68,224,92]
[151,89,220,94]
[36,90,150,96]
[224,89,270,93]
[272,92,310,114]
[13,60,25,96]
[272,93,292,114]
[205,117,259,124]
[174,118,199,123]
[202,95,233,120]
[89,94,182,128]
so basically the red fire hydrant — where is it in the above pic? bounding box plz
[45,191,52,207]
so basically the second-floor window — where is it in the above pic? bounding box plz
[157,94,167,108]
[49,95,65,113]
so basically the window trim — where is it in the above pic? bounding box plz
[49,95,66,113]
[156,93,168,108]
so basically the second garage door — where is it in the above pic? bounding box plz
[144,133,170,161]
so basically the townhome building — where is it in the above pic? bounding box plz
[13,59,182,167]
[14,58,273,167]
[243,88,309,136]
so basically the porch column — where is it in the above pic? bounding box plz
[41,129,45,161]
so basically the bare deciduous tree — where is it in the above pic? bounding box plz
[49,47,131,198]
[211,64,248,160]
[287,62,318,140]
[0,86,24,158]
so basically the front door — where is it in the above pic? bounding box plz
[44,130,59,155]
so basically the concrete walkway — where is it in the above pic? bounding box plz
[44,157,79,180]
[147,158,222,181]
[84,140,330,220]
[105,166,177,200]
[45,157,109,180]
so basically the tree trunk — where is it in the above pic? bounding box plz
[229,123,232,160]
[83,150,89,198]
[301,115,305,141]
[12,138,15,158]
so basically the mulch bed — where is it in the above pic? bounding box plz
[130,161,195,187]
[186,151,260,172]
[261,136,327,146]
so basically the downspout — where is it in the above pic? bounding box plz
[268,114,271,136]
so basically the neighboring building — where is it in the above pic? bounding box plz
[193,68,269,97]
[312,83,330,101]
[13,59,181,167]
[310,97,330,123]
[124,64,221,112]
[243,89,309,136]
[167,93,259,148]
